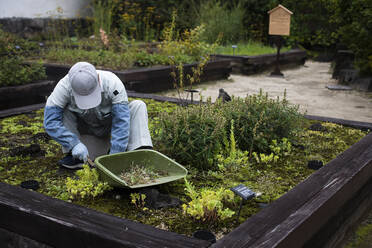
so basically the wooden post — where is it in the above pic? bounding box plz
[271,36,284,77]
[268,5,293,77]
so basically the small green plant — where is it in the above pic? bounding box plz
[130,193,147,210]
[216,120,249,171]
[65,164,112,200]
[182,178,235,223]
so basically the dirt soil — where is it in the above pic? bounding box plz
[161,61,372,123]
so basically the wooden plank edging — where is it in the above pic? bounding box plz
[1,94,372,247]
[0,182,210,248]
[212,132,372,248]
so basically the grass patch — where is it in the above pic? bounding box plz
[215,42,291,56]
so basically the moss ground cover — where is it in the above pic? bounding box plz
[343,209,372,248]
[0,97,367,238]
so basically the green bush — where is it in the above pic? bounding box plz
[153,102,227,171]
[219,91,303,154]
[0,28,46,87]
[197,0,246,45]
[154,91,304,170]
[280,0,340,47]
[336,0,372,75]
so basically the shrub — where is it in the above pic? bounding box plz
[197,0,246,45]
[280,0,340,48]
[158,12,216,62]
[154,91,304,170]
[336,0,372,75]
[218,91,304,154]
[153,102,227,171]
[0,28,46,86]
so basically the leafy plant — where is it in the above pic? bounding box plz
[197,0,246,45]
[65,164,112,200]
[153,101,227,170]
[0,28,46,86]
[182,178,235,223]
[91,0,115,36]
[219,90,304,154]
[216,119,249,171]
[130,193,147,209]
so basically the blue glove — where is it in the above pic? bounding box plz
[72,142,89,162]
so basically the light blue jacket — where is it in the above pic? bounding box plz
[44,70,130,154]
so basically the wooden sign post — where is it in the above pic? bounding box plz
[268,4,293,77]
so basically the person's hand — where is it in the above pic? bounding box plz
[72,142,89,162]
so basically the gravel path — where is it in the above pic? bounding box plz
[160,61,372,123]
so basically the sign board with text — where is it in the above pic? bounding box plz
[268,4,293,36]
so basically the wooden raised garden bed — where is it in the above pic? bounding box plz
[0,80,55,118]
[42,59,232,93]
[213,49,307,75]
[0,94,372,248]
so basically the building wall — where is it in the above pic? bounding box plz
[0,0,91,18]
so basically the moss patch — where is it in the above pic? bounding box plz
[0,99,368,238]
[343,210,372,248]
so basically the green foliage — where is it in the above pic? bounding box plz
[153,102,227,170]
[41,48,137,70]
[0,99,368,236]
[281,0,340,47]
[158,11,218,62]
[336,0,372,75]
[216,120,250,171]
[91,0,115,36]
[197,0,246,45]
[0,109,44,135]
[215,41,290,56]
[111,0,163,41]
[182,178,235,223]
[65,164,112,200]
[154,91,303,170]
[130,193,147,209]
[219,90,304,154]
[0,28,46,87]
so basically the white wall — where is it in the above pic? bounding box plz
[0,0,92,18]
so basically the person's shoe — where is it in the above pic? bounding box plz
[57,154,84,169]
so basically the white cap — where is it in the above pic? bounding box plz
[68,62,101,109]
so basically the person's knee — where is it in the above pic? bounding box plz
[130,100,147,111]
